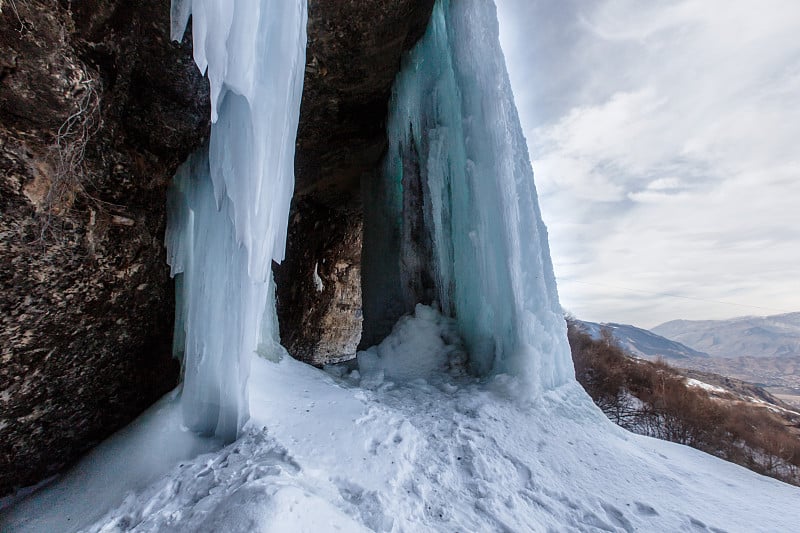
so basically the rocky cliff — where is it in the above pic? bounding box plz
[0,0,433,495]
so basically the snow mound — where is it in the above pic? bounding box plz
[356,304,467,388]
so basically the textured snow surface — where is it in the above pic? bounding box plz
[356,305,468,388]
[165,0,307,440]
[0,390,223,532]
[5,345,800,532]
[363,0,572,392]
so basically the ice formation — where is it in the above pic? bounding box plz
[166,0,307,440]
[362,0,573,393]
[6,1,800,532]
[167,0,572,446]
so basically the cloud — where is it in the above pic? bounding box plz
[497,0,800,327]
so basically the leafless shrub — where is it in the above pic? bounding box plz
[567,319,800,486]
[1,0,33,32]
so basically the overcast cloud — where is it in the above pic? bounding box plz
[496,0,800,328]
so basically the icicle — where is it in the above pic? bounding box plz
[364,0,573,394]
[166,0,307,440]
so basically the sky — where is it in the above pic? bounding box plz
[495,0,800,328]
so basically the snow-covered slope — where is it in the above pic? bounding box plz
[654,312,800,359]
[4,317,799,532]
[578,320,710,360]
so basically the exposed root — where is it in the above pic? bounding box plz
[36,66,102,244]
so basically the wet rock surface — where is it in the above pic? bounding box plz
[275,199,363,366]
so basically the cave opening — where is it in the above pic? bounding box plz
[273,195,365,367]
[272,0,439,369]
[273,129,434,369]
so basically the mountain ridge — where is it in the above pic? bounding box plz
[653,312,800,359]
[576,320,709,360]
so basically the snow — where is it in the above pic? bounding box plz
[685,378,728,394]
[362,0,573,393]
[5,343,800,532]
[0,390,222,532]
[164,0,307,440]
[356,304,467,388]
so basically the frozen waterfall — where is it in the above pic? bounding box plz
[166,0,571,444]
[362,0,574,393]
[166,0,307,440]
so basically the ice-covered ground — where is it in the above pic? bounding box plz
[4,307,799,532]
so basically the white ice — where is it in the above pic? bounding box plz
[362,0,573,393]
[164,0,307,440]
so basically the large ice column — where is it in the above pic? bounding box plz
[364,0,573,393]
[166,0,307,440]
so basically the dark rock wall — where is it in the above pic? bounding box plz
[275,199,363,366]
[278,0,434,365]
[0,0,434,495]
[0,0,209,494]
[296,0,434,203]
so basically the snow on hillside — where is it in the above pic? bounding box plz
[4,307,800,532]
[684,377,728,395]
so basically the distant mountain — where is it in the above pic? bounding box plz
[577,320,709,360]
[652,312,800,359]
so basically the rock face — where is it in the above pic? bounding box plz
[275,199,364,366]
[0,1,210,494]
[0,0,434,495]
[277,0,434,365]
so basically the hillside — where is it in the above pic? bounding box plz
[582,317,800,408]
[682,355,800,408]
[568,321,800,486]
[653,312,800,359]
[578,320,709,360]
